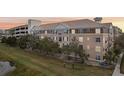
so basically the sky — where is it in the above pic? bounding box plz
[0,17,124,32]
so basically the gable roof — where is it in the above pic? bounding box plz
[37,19,103,30]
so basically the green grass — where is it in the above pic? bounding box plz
[120,54,124,74]
[0,43,113,76]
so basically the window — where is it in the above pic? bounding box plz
[96,37,101,42]
[39,30,42,34]
[45,30,47,34]
[101,28,103,33]
[64,37,68,41]
[90,28,95,33]
[16,36,20,38]
[26,27,28,29]
[63,37,64,41]
[95,28,101,34]
[16,28,19,30]
[80,29,84,33]
[105,41,107,43]
[67,37,68,41]
[79,45,83,49]
[87,45,90,50]
[47,30,53,34]
[59,37,62,41]
[75,29,79,34]
[47,30,50,34]
[52,37,54,40]
[71,29,75,34]
[64,30,68,34]
[78,37,83,42]
[54,36,56,41]
[21,32,25,34]
[87,37,90,40]
[83,29,88,33]
[41,36,44,39]
[20,27,25,30]
[96,54,101,60]
[16,32,19,34]
[58,33,62,35]
[96,46,101,52]
[63,43,68,46]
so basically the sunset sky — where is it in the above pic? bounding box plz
[0,17,124,32]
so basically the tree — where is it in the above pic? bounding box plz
[62,45,72,60]
[103,47,120,65]
[26,35,39,50]
[103,34,122,65]
[18,36,28,49]
[70,42,79,61]
[50,41,60,54]
[70,36,79,61]
[41,37,52,55]
[17,35,38,49]
[115,33,124,50]
[6,37,17,47]
[36,37,60,55]
[1,37,7,43]
[103,49,113,64]
[78,47,89,63]
[62,36,89,63]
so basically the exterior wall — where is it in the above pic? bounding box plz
[35,25,117,62]
[78,34,104,62]
[35,26,109,62]
[6,25,28,38]
[13,26,28,37]
[38,30,70,48]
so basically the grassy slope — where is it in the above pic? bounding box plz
[0,43,113,76]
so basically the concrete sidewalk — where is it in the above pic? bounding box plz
[112,53,124,76]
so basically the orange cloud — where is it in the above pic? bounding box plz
[0,22,24,29]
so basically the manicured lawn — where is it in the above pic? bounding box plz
[0,43,113,76]
[120,54,124,74]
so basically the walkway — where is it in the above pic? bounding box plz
[112,53,124,76]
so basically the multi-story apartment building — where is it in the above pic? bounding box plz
[5,18,122,62]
